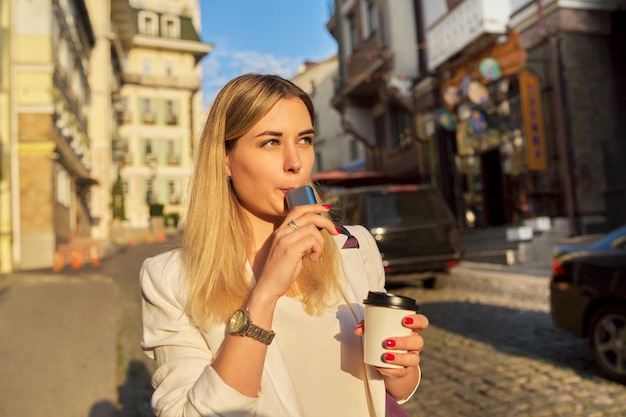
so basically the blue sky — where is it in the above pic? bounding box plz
[198,0,338,107]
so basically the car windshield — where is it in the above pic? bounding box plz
[366,190,451,228]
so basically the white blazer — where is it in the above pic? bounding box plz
[141,225,389,417]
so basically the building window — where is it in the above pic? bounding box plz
[161,16,180,38]
[388,106,411,150]
[164,61,174,77]
[144,139,154,161]
[362,0,377,39]
[120,97,131,123]
[142,59,152,75]
[347,13,358,55]
[165,100,178,125]
[138,11,159,36]
[142,98,155,124]
[167,139,180,165]
[349,138,359,160]
[146,178,154,204]
[168,180,180,204]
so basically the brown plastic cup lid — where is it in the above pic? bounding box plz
[363,291,419,311]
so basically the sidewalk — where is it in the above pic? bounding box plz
[0,271,119,417]
[446,260,551,306]
[453,260,551,280]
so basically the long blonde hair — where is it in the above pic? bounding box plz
[182,74,343,330]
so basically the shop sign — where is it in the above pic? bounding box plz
[519,70,547,171]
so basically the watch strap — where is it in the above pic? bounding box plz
[244,322,275,345]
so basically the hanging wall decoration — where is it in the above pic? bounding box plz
[437,108,457,131]
[460,75,472,97]
[468,110,488,134]
[467,81,489,105]
[443,85,461,108]
[479,57,502,81]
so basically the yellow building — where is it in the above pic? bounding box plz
[2,0,97,271]
[85,0,133,241]
[117,0,212,230]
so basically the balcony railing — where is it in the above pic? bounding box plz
[143,112,155,124]
[166,114,178,125]
[167,154,180,165]
[427,0,511,71]
[123,72,201,90]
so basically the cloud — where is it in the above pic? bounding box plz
[200,49,308,108]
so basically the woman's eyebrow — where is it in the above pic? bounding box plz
[253,129,315,138]
[253,130,282,138]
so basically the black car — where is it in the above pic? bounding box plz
[323,184,462,287]
[550,225,626,383]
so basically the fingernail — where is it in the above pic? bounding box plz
[384,339,396,348]
[383,353,395,362]
[403,317,414,325]
[355,323,364,331]
[335,226,341,234]
[322,204,332,209]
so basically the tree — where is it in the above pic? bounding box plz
[111,174,126,221]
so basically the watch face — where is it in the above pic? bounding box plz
[229,309,248,334]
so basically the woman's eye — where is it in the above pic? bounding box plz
[299,136,314,145]
[262,139,280,147]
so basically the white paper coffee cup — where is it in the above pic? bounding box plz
[363,291,419,368]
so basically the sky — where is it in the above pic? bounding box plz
[198,0,338,108]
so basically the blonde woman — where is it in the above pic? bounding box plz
[140,74,428,417]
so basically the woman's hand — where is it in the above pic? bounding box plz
[254,204,338,299]
[354,313,429,400]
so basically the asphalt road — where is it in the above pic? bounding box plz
[2,240,625,417]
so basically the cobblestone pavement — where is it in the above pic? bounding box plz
[392,271,626,417]
[107,242,626,417]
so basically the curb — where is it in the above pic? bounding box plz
[446,262,550,305]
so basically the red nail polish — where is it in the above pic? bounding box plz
[385,339,396,348]
[335,226,341,234]
[322,204,332,209]
[403,317,414,325]
[384,353,395,362]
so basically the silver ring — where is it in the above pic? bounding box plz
[288,219,299,231]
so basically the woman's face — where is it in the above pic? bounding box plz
[226,97,315,223]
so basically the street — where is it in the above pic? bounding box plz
[392,272,626,417]
[2,240,625,417]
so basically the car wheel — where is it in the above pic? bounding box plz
[423,272,449,290]
[589,305,626,384]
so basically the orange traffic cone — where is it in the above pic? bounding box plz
[129,235,137,247]
[156,230,165,243]
[71,248,84,270]
[53,252,64,272]
[89,246,100,267]
[145,232,153,244]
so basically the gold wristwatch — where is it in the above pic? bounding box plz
[229,308,275,345]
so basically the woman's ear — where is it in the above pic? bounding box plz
[225,155,232,178]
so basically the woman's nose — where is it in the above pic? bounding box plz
[284,147,303,173]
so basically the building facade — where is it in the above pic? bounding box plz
[291,57,365,174]
[0,0,209,272]
[117,0,211,229]
[329,0,626,236]
[328,0,426,183]
[0,0,12,273]
[1,0,97,271]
